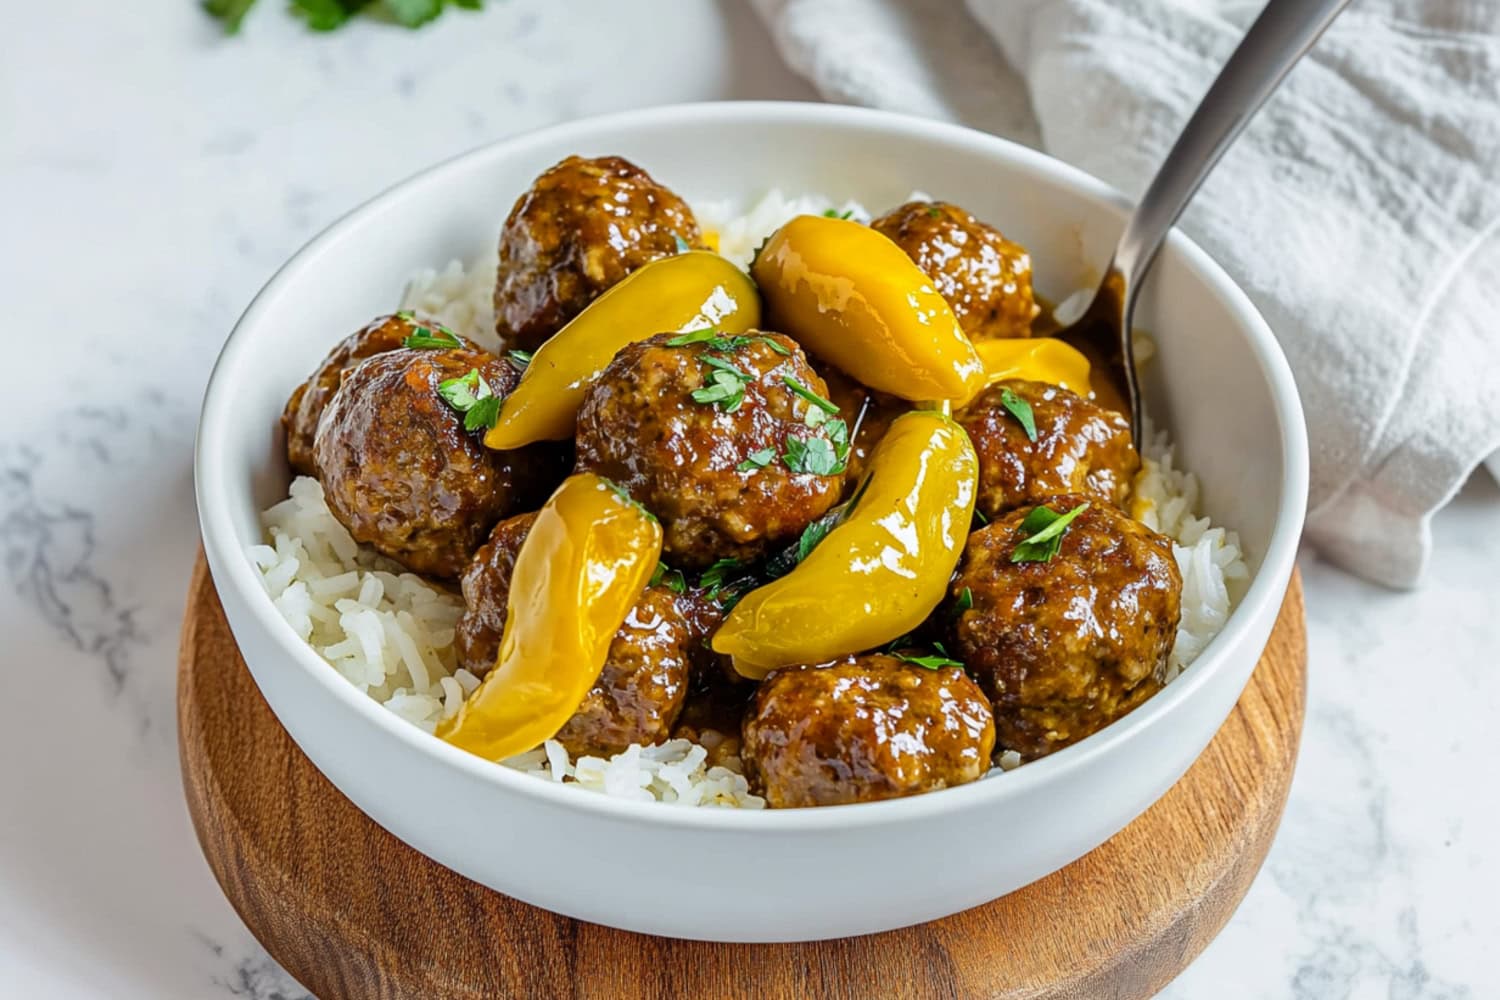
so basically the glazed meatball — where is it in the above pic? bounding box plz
[947,498,1182,759]
[958,379,1137,520]
[494,155,703,352]
[454,511,537,674]
[281,312,448,476]
[820,365,908,495]
[576,332,844,568]
[742,654,996,808]
[872,200,1039,341]
[314,348,527,579]
[454,512,690,758]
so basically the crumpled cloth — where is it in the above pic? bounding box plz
[752,0,1500,588]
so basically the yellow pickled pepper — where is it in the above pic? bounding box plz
[437,473,662,761]
[712,410,979,679]
[486,252,760,449]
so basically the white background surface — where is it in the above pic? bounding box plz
[1,1,1493,996]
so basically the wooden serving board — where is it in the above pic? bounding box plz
[179,554,1305,1000]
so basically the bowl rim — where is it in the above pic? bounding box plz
[195,100,1309,832]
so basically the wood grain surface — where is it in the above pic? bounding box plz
[178,555,1305,1000]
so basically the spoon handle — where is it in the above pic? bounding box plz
[1114,0,1352,288]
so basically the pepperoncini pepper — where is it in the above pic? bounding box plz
[712,410,979,680]
[975,337,1092,396]
[436,472,662,760]
[750,215,986,407]
[485,251,760,450]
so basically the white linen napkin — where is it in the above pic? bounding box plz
[752,0,1500,588]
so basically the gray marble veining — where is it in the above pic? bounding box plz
[1,1,1492,996]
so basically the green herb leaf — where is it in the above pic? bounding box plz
[600,478,659,523]
[203,0,259,33]
[896,650,965,670]
[667,327,719,347]
[506,348,532,371]
[821,208,854,220]
[955,587,973,615]
[436,368,502,432]
[384,0,444,28]
[782,375,840,416]
[290,0,369,31]
[1011,502,1090,563]
[737,448,777,473]
[999,387,1038,442]
[700,355,752,381]
[699,557,754,606]
[673,233,692,254]
[973,508,989,526]
[690,371,748,412]
[402,324,462,350]
[784,434,841,476]
[925,204,943,219]
[759,336,792,356]
[650,561,687,594]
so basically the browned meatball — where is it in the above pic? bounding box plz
[454,511,536,674]
[947,498,1182,760]
[314,348,526,579]
[454,512,690,757]
[494,155,703,352]
[575,331,844,568]
[872,200,1039,340]
[554,586,692,758]
[281,312,451,476]
[958,379,1137,520]
[742,654,996,808]
[820,365,909,496]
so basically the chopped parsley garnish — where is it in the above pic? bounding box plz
[207,0,485,34]
[402,323,463,350]
[822,208,854,220]
[783,434,843,476]
[737,448,777,473]
[436,368,500,432]
[506,348,532,371]
[691,370,750,413]
[600,478,658,523]
[650,561,687,594]
[896,649,965,670]
[954,587,974,615]
[782,375,840,416]
[668,328,791,356]
[925,204,943,219]
[973,508,990,527]
[673,233,692,254]
[701,355,753,380]
[699,557,755,607]
[999,387,1038,442]
[1010,502,1090,563]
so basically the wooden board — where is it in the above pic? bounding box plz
[179,554,1305,1000]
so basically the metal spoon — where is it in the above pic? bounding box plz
[1056,0,1352,440]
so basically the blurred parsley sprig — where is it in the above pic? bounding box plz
[205,0,485,34]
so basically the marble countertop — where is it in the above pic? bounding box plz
[2,2,1492,996]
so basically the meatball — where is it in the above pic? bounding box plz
[947,498,1182,759]
[575,331,844,568]
[494,155,703,353]
[958,379,1137,520]
[820,365,908,495]
[872,200,1039,341]
[281,312,447,476]
[314,348,527,579]
[454,511,536,674]
[454,512,690,758]
[742,654,996,808]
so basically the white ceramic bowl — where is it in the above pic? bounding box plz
[195,102,1308,942]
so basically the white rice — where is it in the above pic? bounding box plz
[253,190,1246,807]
